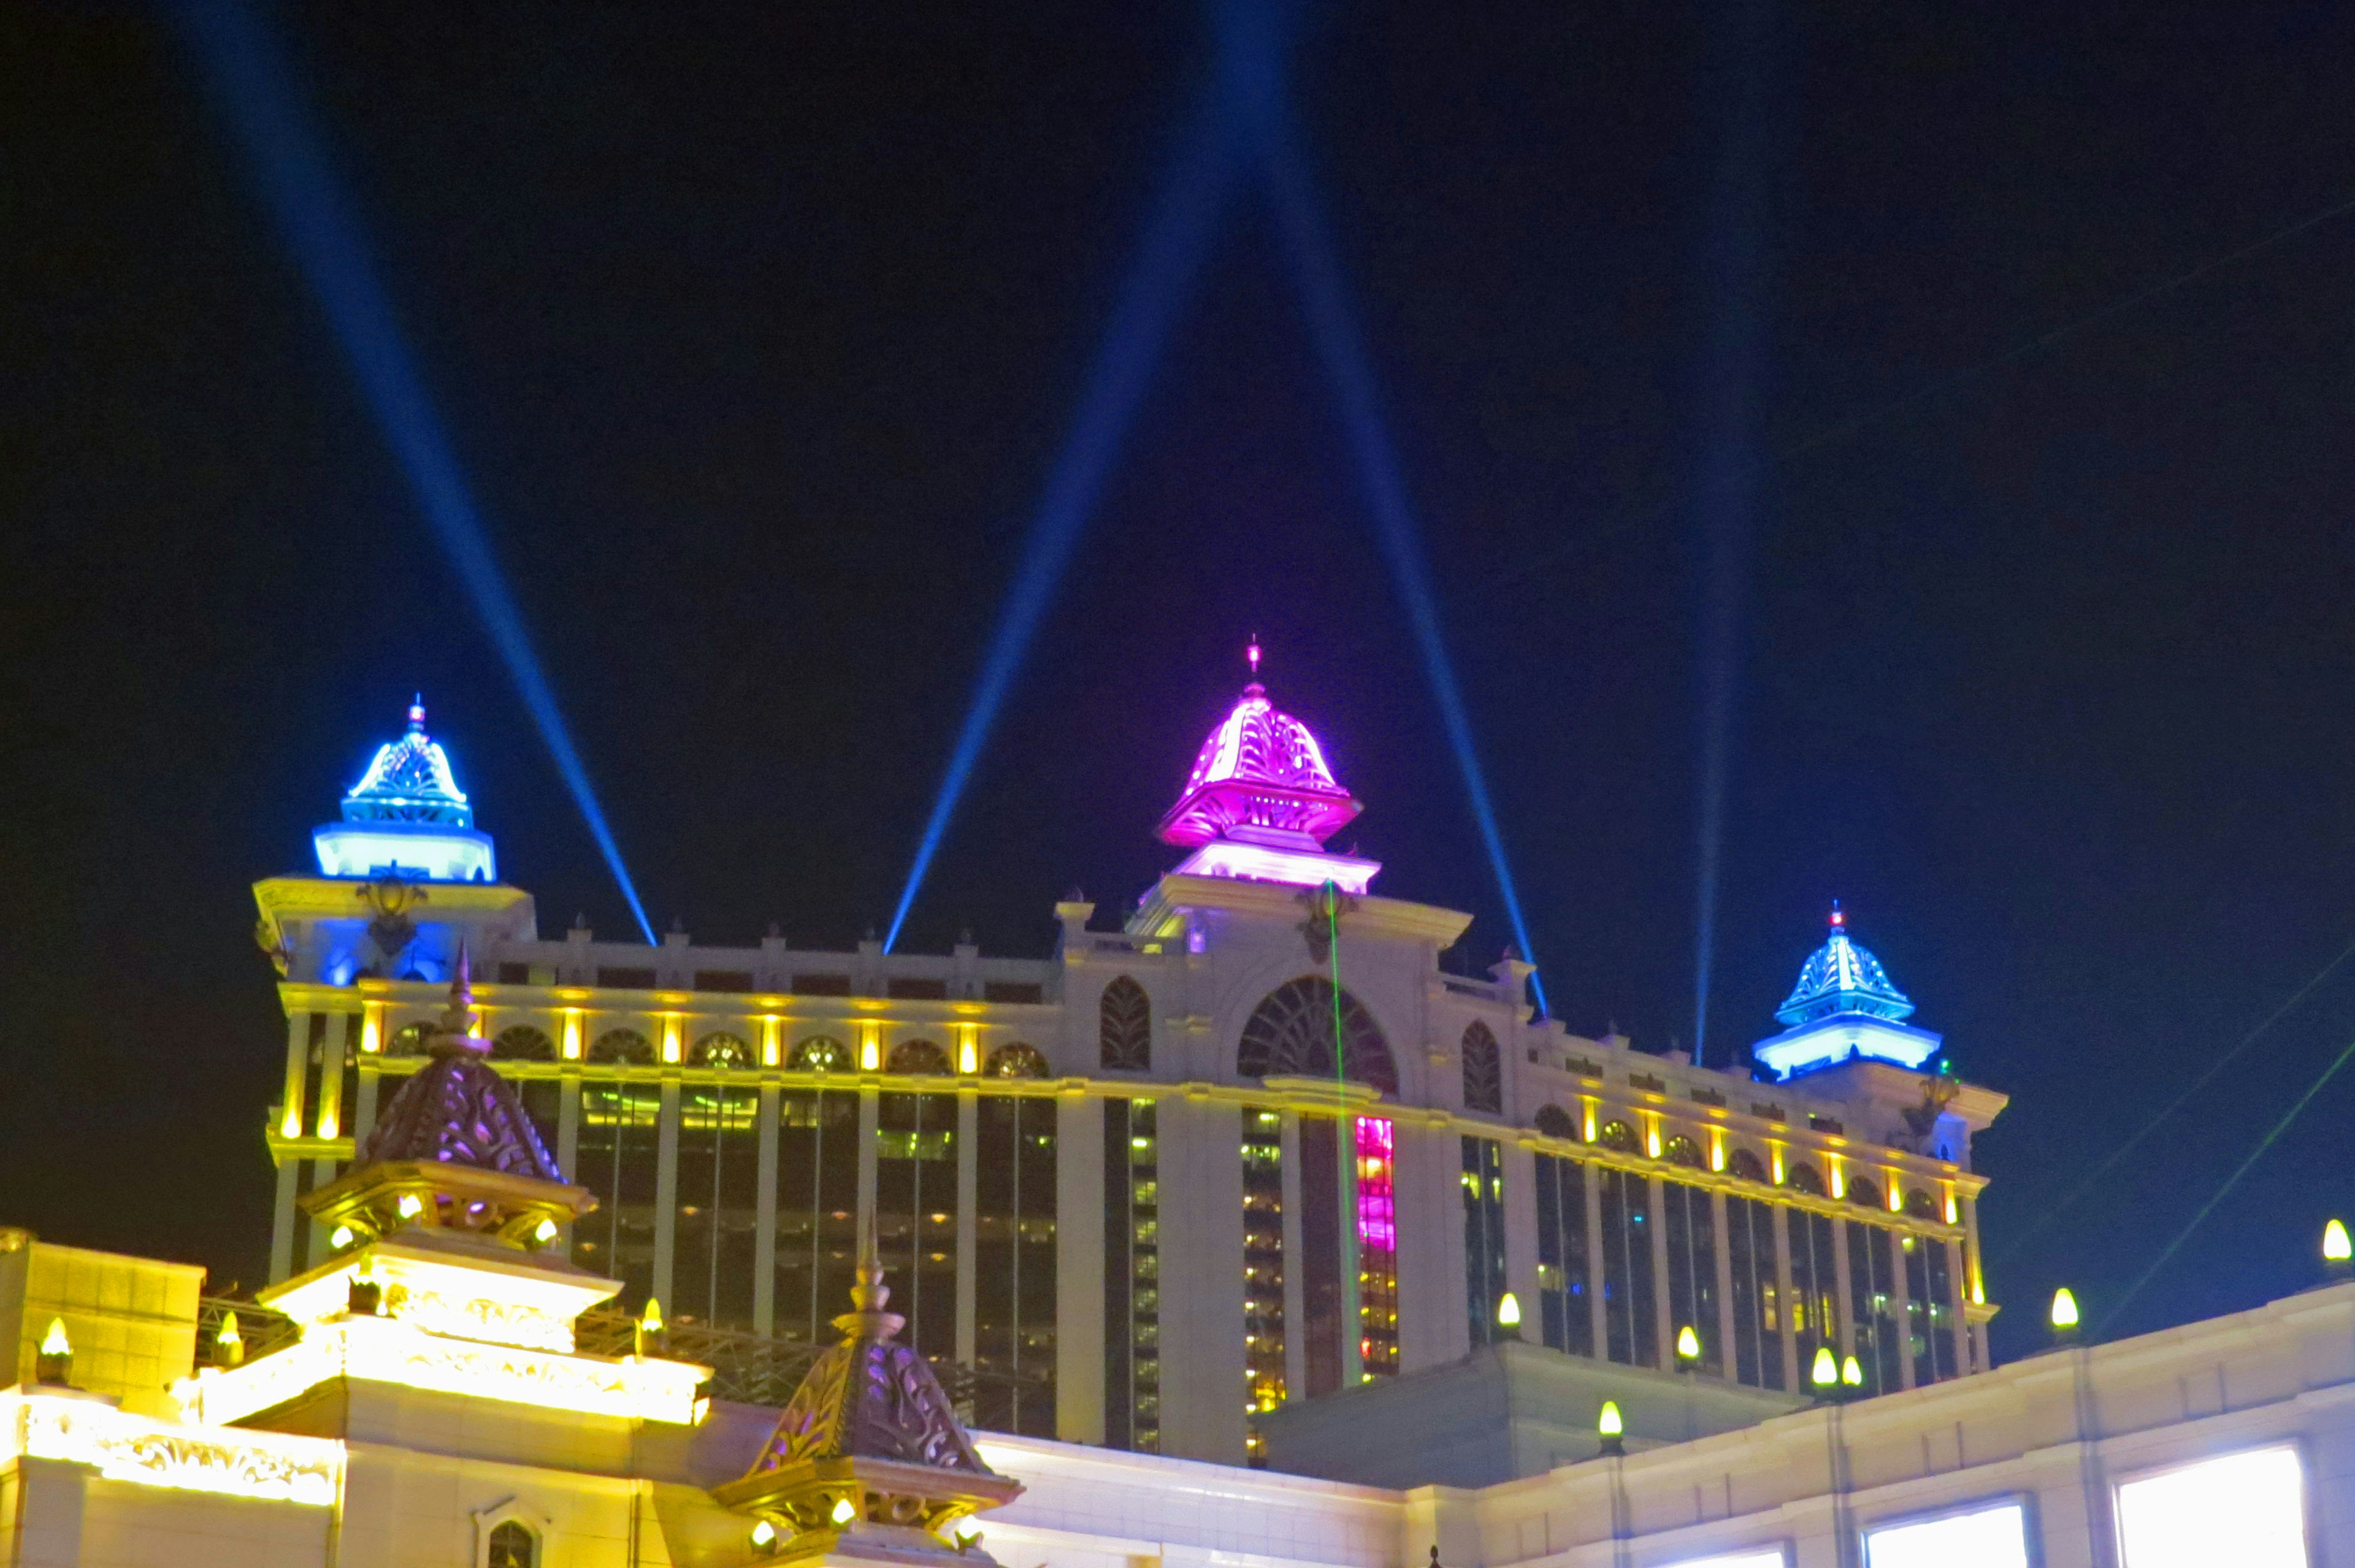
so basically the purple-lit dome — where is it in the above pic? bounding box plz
[1157,681,1361,849]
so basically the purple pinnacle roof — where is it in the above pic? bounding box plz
[1157,680,1362,849]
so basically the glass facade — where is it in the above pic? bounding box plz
[1355,1117,1399,1377]
[975,1093,1057,1436]
[673,1085,760,1328]
[1300,1114,1346,1398]
[876,1090,959,1358]
[1788,1207,1839,1382]
[1660,1180,1721,1374]
[1597,1166,1657,1368]
[1103,1098,1161,1452]
[1461,1136,1508,1346]
[1533,1153,1594,1357]
[575,1081,662,1310]
[1902,1232,1958,1386]
[1725,1194,1785,1389]
[1847,1220,1903,1393]
[773,1088,860,1344]
[1242,1107,1285,1461]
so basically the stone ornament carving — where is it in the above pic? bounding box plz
[20,1394,340,1507]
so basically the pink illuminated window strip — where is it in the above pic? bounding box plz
[1357,1117,1401,1377]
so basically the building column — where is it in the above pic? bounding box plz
[556,1076,581,1250]
[1053,1090,1105,1445]
[268,1158,301,1284]
[1277,1111,1306,1402]
[279,1012,310,1140]
[1391,1120,1459,1373]
[1155,1093,1248,1466]
[1710,1187,1737,1380]
[1648,1174,1673,1371]
[1771,1203,1799,1391]
[1339,1116,1362,1387]
[1583,1158,1607,1360]
[354,1066,381,1147]
[1499,1140,1540,1345]
[1832,1212,1857,1361]
[955,1090,979,1366]
[1961,1193,1989,1372]
[1891,1228,1915,1390]
[1945,1237,1972,1379]
[856,1089,880,1244]
[653,1077,681,1315]
[754,1084,780,1337]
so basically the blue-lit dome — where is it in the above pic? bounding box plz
[313,698,496,882]
[1774,905,1914,1027]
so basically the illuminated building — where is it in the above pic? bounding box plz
[255,676,2007,1468]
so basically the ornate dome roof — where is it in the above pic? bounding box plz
[356,962,564,1183]
[1775,906,1915,1027]
[1157,673,1360,849]
[343,697,473,827]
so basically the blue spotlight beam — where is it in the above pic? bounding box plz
[881,41,1274,954]
[1228,8,1552,1017]
[170,0,656,943]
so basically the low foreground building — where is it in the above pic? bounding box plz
[4,965,2348,1568]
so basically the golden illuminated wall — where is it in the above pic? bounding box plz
[0,1228,204,1417]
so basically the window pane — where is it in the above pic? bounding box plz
[1864,1502,2028,1568]
[2118,1447,2305,1568]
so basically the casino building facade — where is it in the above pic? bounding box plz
[254,678,2006,1468]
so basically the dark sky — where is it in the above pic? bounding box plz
[5,1,2354,1364]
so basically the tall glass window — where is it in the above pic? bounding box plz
[1788,1207,1838,1380]
[673,1086,760,1328]
[774,1089,860,1344]
[1300,1114,1346,1397]
[575,1081,662,1310]
[1355,1117,1400,1377]
[1901,1232,1958,1386]
[1533,1153,1594,1358]
[1103,1098,1161,1452]
[1461,1136,1508,1346]
[1241,1108,1285,1463]
[1725,1195,1785,1389]
[1596,1167,1657,1367]
[1660,1180,1720,1374]
[975,1093,1056,1436]
[1847,1220,1902,1394]
[877,1091,959,1359]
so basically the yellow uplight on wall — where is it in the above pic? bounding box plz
[760,1017,781,1068]
[1945,1191,1960,1225]
[1828,1161,1846,1200]
[860,1026,881,1072]
[359,1008,381,1055]
[959,1032,978,1074]
[561,1011,583,1061]
[661,1016,683,1064]
[1886,1180,1904,1214]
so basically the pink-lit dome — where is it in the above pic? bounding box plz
[1157,681,1362,849]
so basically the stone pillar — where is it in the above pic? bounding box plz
[754,1083,780,1336]
[1945,1237,1972,1379]
[268,1158,301,1284]
[955,1090,979,1365]
[856,1089,880,1242]
[1772,1202,1799,1391]
[1583,1157,1607,1360]
[1891,1227,1915,1390]
[1712,1187,1738,1379]
[1648,1174,1674,1371]
[1390,1119,1460,1372]
[556,1076,581,1250]
[1832,1212,1857,1361]
[279,1011,310,1139]
[1053,1090,1105,1445]
[653,1077,681,1315]
[1278,1110,1306,1402]
[353,1065,380,1147]
[1499,1139,1540,1342]
[1962,1193,1989,1372]
[1156,1093,1247,1465]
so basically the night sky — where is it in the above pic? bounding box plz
[6,2,2355,1365]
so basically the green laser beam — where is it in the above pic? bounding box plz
[1994,929,2355,1271]
[2095,1028,2355,1336]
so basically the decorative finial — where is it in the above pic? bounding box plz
[431,944,487,1054]
[408,693,426,731]
[833,1213,907,1343]
[1829,899,1845,931]
[1246,635,1261,676]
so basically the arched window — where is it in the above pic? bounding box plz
[1237,977,1398,1094]
[385,1022,432,1057]
[590,1028,654,1065]
[787,1035,848,1073]
[692,1032,749,1069]
[1460,1022,1503,1113]
[1663,1134,1705,1169]
[1904,1187,1940,1220]
[985,1042,1051,1079]
[1846,1176,1883,1210]
[887,1038,951,1076]
[1786,1161,1826,1195]
[1099,976,1151,1071]
[491,1025,554,1061]
[1728,1148,1769,1183]
[1533,1103,1580,1141]
[1596,1119,1639,1153]
[485,1520,537,1568]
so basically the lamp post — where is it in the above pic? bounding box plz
[1496,1291,1523,1340]
[1596,1399,1625,1458]
[2324,1220,2351,1282]
[1809,1345,1839,1400]
[1674,1325,1702,1373]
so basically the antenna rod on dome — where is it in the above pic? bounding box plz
[1247,635,1261,676]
